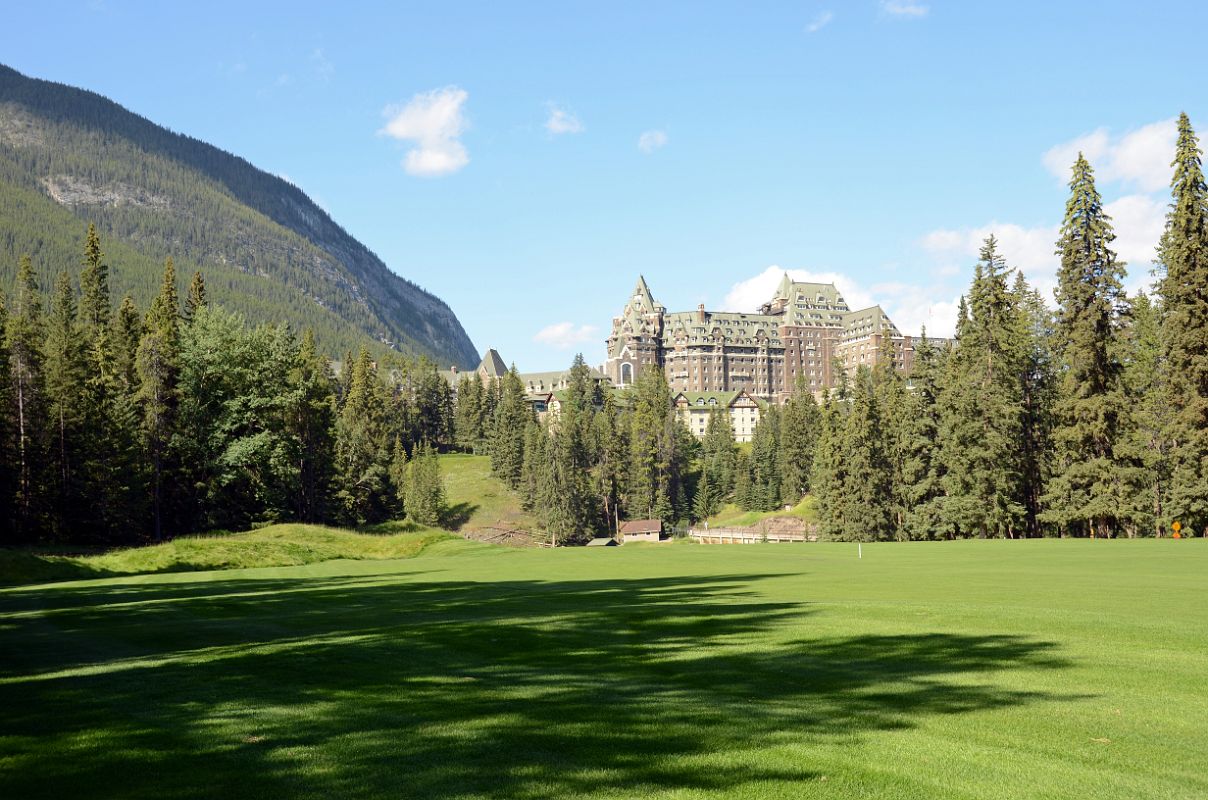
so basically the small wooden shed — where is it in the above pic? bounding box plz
[619,519,663,543]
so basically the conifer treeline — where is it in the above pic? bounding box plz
[496,115,1208,542]
[0,224,451,544]
[5,115,1208,545]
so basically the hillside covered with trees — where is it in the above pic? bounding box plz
[0,64,478,367]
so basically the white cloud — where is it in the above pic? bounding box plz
[920,193,1168,302]
[1043,118,1177,192]
[922,221,1061,300]
[311,48,334,83]
[545,105,585,135]
[806,11,834,32]
[720,265,959,338]
[638,129,668,154]
[534,322,599,350]
[882,1,929,17]
[1105,193,1167,293]
[380,87,470,177]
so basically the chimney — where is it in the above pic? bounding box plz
[697,303,706,323]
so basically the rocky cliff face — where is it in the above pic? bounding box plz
[0,65,479,367]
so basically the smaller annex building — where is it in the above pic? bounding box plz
[618,519,663,543]
[674,390,766,442]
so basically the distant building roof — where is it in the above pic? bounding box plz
[619,519,662,535]
[478,349,509,378]
[586,537,618,547]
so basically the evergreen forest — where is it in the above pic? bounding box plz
[4,115,1208,545]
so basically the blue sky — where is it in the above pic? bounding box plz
[5,1,1206,369]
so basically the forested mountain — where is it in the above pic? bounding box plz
[0,64,478,367]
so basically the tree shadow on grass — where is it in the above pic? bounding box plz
[0,571,1086,799]
[439,501,478,531]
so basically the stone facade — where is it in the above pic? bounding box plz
[605,274,923,402]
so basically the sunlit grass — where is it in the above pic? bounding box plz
[1,538,1204,799]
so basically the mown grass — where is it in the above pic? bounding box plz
[1,538,1205,799]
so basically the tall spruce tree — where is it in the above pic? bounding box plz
[5,256,46,538]
[625,366,687,523]
[491,366,530,488]
[1014,274,1058,537]
[545,354,601,542]
[0,291,12,542]
[405,442,446,526]
[1041,155,1135,537]
[938,238,1026,538]
[333,347,394,524]
[1122,294,1172,535]
[899,332,948,539]
[1157,113,1208,535]
[811,392,850,540]
[184,270,207,323]
[700,406,738,499]
[43,272,89,538]
[288,329,337,523]
[747,405,782,511]
[778,375,821,506]
[137,258,182,540]
[841,368,895,541]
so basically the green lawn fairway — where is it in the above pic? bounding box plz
[1,539,1206,799]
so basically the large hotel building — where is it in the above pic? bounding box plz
[604,274,924,403]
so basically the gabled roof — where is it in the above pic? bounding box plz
[478,349,508,378]
[619,519,662,534]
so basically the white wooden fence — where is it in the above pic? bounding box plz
[688,527,812,544]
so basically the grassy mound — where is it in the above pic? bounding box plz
[0,525,465,586]
[706,495,818,529]
[439,452,539,536]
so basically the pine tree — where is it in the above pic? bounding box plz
[625,366,686,523]
[938,238,1026,538]
[405,442,446,526]
[520,417,549,513]
[113,295,142,396]
[1121,294,1172,535]
[454,373,488,453]
[841,368,894,541]
[42,272,89,538]
[899,332,948,539]
[811,393,849,540]
[1039,155,1137,538]
[184,270,207,323]
[289,329,337,523]
[700,406,737,499]
[0,291,14,543]
[591,391,628,533]
[748,405,782,511]
[545,354,601,542]
[5,256,46,538]
[1014,274,1058,537]
[692,471,719,522]
[137,258,182,540]
[333,347,393,524]
[1157,113,1208,535]
[491,367,531,488]
[388,437,409,516]
[413,359,454,449]
[778,375,821,505]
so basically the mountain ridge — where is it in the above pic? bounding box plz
[0,63,478,367]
